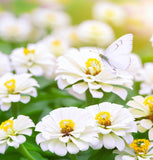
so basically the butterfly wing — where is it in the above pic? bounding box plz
[104,34,133,70]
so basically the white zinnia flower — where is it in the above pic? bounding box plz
[35,107,98,156]
[52,26,81,47]
[0,13,32,42]
[0,73,39,111]
[93,2,126,26]
[77,20,114,47]
[0,52,11,76]
[56,47,133,100]
[0,115,35,154]
[127,95,153,140]
[10,44,56,78]
[38,35,70,57]
[86,102,137,151]
[138,63,153,95]
[31,8,70,30]
[114,139,153,160]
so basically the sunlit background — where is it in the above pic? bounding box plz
[0,0,153,62]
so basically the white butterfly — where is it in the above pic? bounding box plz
[99,34,133,70]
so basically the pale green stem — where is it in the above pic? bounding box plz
[11,102,19,118]
[85,89,93,106]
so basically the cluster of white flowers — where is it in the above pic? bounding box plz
[1,0,153,159]
[35,102,137,156]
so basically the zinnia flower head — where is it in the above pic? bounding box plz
[56,47,133,100]
[0,13,32,42]
[127,95,153,140]
[77,20,114,47]
[10,44,56,78]
[0,73,39,111]
[93,2,126,26]
[0,115,35,154]
[35,107,99,156]
[86,102,137,151]
[114,139,153,160]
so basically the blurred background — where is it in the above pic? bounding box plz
[0,0,153,62]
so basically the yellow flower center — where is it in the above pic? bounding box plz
[85,58,102,76]
[95,111,111,127]
[8,26,19,35]
[4,79,16,93]
[46,14,55,22]
[52,40,61,46]
[70,32,79,41]
[130,139,150,155]
[0,119,14,132]
[105,9,115,18]
[59,119,75,135]
[23,48,35,55]
[144,96,153,112]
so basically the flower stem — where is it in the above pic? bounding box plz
[18,144,35,160]
[85,89,93,106]
[11,102,19,118]
[70,154,77,160]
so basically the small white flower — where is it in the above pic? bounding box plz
[93,2,126,26]
[77,20,114,47]
[38,35,70,57]
[0,52,11,76]
[114,139,153,160]
[138,63,153,95]
[35,107,98,156]
[127,95,153,140]
[0,115,35,154]
[56,47,133,100]
[0,13,32,42]
[86,102,137,151]
[0,73,39,111]
[31,8,70,30]
[10,44,56,78]
[52,26,81,47]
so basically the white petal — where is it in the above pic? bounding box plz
[112,87,127,100]
[8,94,21,102]
[72,82,88,94]
[20,96,30,103]
[30,65,44,76]
[140,119,152,130]
[89,89,103,98]
[112,134,125,151]
[54,141,67,156]
[71,137,89,151]
[1,103,11,111]
[103,134,115,149]
[0,142,7,154]
[67,142,79,154]
[149,128,153,140]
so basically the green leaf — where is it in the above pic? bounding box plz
[89,148,115,160]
